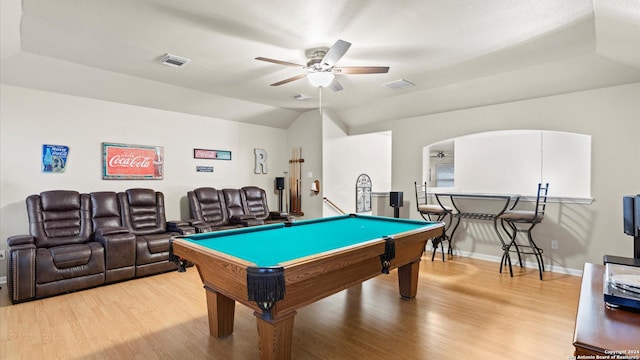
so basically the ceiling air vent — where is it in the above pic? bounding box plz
[383,79,415,90]
[160,54,191,68]
[293,94,312,101]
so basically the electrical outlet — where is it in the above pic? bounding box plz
[0,249,6,260]
[551,240,558,250]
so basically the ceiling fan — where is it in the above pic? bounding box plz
[255,39,389,92]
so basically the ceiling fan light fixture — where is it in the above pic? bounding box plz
[307,72,335,88]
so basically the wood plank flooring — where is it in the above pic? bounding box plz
[0,256,581,359]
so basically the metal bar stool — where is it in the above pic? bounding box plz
[414,182,454,261]
[498,183,549,280]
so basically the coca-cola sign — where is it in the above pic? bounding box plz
[102,142,163,180]
[193,148,232,160]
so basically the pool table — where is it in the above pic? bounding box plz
[170,214,444,360]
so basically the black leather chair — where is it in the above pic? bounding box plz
[498,183,549,280]
[6,190,105,303]
[118,188,193,277]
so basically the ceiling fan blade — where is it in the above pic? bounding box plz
[333,66,390,74]
[321,39,351,68]
[270,73,307,86]
[329,79,343,92]
[255,57,304,67]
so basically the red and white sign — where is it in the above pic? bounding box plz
[103,143,163,179]
[193,148,232,160]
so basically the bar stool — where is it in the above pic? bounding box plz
[498,183,549,280]
[414,182,454,261]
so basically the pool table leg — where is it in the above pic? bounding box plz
[205,286,236,338]
[397,259,421,299]
[255,311,297,360]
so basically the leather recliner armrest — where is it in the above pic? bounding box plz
[94,226,130,236]
[230,215,264,226]
[7,234,35,246]
[167,220,196,235]
[194,224,213,233]
[7,240,37,303]
[269,211,289,219]
[230,214,256,221]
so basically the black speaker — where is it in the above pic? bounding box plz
[275,177,285,190]
[624,195,640,236]
[389,191,403,208]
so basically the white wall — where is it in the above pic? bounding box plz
[2,82,639,278]
[323,112,392,215]
[285,109,323,219]
[349,83,640,272]
[452,130,592,198]
[0,85,288,278]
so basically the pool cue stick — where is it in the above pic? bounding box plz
[294,147,298,213]
[297,147,302,212]
[283,171,289,213]
[294,147,299,212]
[290,148,294,213]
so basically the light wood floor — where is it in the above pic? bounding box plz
[0,256,582,359]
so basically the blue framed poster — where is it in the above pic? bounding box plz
[42,144,69,173]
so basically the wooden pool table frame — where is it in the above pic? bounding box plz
[171,216,443,360]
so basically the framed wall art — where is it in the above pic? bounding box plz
[42,144,69,173]
[102,142,163,180]
[193,148,231,160]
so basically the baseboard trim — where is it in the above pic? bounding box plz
[454,250,584,277]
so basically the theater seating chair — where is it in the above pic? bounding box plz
[222,188,265,226]
[241,186,292,224]
[118,188,194,277]
[187,187,245,233]
[90,191,137,283]
[6,190,106,303]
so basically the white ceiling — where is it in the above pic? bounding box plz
[2,0,639,129]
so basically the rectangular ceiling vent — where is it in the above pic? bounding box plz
[383,79,415,90]
[293,94,312,101]
[161,54,191,68]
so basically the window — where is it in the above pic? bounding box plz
[435,163,454,187]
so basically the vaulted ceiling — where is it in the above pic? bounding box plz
[2,0,639,129]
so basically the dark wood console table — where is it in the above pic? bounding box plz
[573,263,640,356]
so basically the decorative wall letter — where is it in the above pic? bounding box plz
[254,148,267,174]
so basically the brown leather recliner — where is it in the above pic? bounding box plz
[118,188,193,277]
[6,190,105,303]
[241,186,292,224]
[90,191,137,283]
[187,187,244,233]
[222,188,264,226]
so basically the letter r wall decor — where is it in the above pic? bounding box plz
[102,142,163,180]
